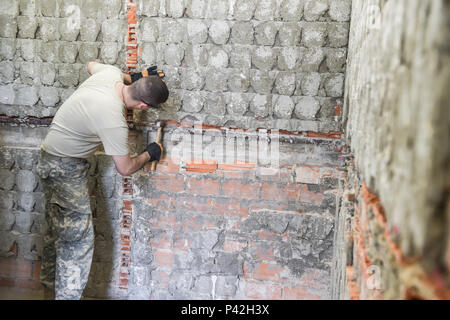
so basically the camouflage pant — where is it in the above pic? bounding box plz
[36,150,94,300]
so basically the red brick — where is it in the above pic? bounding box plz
[222,180,260,199]
[173,233,194,251]
[244,280,282,300]
[213,198,249,218]
[181,216,203,232]
[144,194,176,212]
[257,230,279,241]
[251,262,285,282]
[223,239,247,252]
[16,258,33,279]
[150,232,173,249]
[32,262,41,280]
[261,182,299,201]
[152,174,184,193]
[249,242,275,261]
[185,177,220,196]
[298,185,324,205]
[0,258,16,278]
[149,212,179,230]
[154,249,174,267]
[295,165,320,184]
[283,285,322,300]
[183,159,217,173]
[176,195,213,214]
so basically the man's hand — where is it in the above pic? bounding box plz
[146,142,163,162]
[131,66,165,83]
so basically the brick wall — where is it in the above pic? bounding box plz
[0,0,351,299]
[0,125,345,299]
[332,0,450,300]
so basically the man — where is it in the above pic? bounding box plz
[36,62,168,300]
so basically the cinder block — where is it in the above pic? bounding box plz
[277,47,300,71]
[280,0,304,22]
[80,18,100,41]
[0,15,18,38]
[38,18,60,41]
[304,0,328,21]
[295,96,320,119]
[138,0,160,17]
[279,23,301,46]
[141,18,159,42]
[250,94,271,118]
[0,169,15,191]
[159,19,184,43]
[209,20,230,45]
[300,72,321,96]
[140,42,157,65]
[328,22,350,48]
[250,69,275,94]
[78,43,99,64]
[0,85,16,105]
[325,48,347,72]
[187,19,208,44]
[40,0,57,17]
[301,47,324,72]
[324,73,344,97]
[164,43,184,66]
[0,191,15,210]
[227,69,250,92]
[181,90,205,113]
[275,72,296,96]
[0,209,15,231]
[0,61,15,84]
[16,170,38,192]
[101,19,123,42]
[165,0,185,18]
[15,85,39,106]
[17,16,38,39]
[40,63,56,85]
[0,0,19,17]
[205,68,228,92]
[57,64,80,87]
[273,95,295,119]
[329,0,351,22]
[255,21,278,46]
[233,0,257,21]
[204,92,227,115]
[180,68,205,90]
[227,92,249,116]
[100,42,118,65]
[58,42,78,63]
[18,39,36,62]
[37,40,59,63]
[186,0,207,18]
[231,22,254,45]
[207,0,229,19]
[0,38,16,60]
[302,22,327,47]
[0,148,15,170]
[209,47,229,68]
[59,18,80,41]
[39,86,60,107]
[230,45,251,69]
[254,0,276,21]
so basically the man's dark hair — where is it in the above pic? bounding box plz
[130,75,169,108]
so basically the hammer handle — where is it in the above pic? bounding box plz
[151,126,163,171]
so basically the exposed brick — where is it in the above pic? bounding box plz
[222,180,260,200]
[152,174,184,193]
[0,258,16,278]
[185,177,220,196]
[154,249,174,268]
[244,280,282,300]
[251,262,285,282]
[295,165,320,184]
[223,239,248,253]
[284,285,322,300]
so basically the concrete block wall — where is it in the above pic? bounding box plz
[136,0,351,132]
[0,125,345,299]
[332,0,450,299]
[0,0,351,132]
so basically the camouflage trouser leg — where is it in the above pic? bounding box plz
[36,150,94,300]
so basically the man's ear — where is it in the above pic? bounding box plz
[137,102,149,110]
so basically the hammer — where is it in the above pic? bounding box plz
[151,121,164,171]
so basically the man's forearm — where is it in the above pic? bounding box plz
[126,152,151,175]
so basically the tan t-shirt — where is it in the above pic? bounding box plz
[42,64,129,158]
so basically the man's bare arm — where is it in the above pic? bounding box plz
[112,152,150,176]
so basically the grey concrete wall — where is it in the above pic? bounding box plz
[0,0,351,133]
[338,0,450,298]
